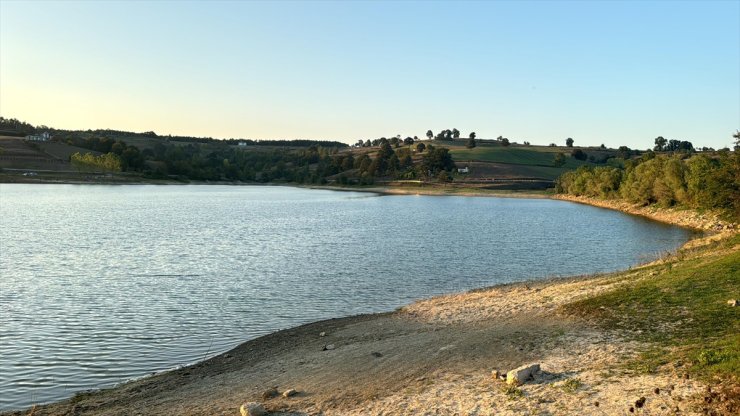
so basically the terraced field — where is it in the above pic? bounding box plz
[443,142,618,181]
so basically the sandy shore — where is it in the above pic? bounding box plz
[304,184,551,199]
[5,197,735,416]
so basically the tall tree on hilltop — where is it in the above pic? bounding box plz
[654,136,667,151]
[452,128,460,139]
[566,137,574,147]
[426,130,433,140]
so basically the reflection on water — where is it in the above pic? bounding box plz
[0,184,694,410]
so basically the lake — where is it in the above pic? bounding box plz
[0,184,695,410]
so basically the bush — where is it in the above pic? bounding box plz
[571,149,587,161]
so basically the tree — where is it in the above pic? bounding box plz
[665,139,694,152]
[500,138,510,146]
[426,130,433,140]
[553,153,566,167]
[466,136,476,149]
[469,132,476,140]
[444,129,453,140]
[523,141,530,146]
[566,138,574,147]
[452,128,460,139]
[421,147,456,175]
[571,149,587,160]
[416,142,426,153]
[654,136,667,151]
[403,136,414,146]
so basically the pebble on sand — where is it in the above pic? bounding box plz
[240,402,266,416]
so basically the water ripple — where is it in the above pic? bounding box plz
[0,184,694,411]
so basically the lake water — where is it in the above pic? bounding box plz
[0,184,694,410]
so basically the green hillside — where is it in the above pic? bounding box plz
[449,143,590,169]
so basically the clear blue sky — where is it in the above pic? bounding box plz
[1,0,738,149]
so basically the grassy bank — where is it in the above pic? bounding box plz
[562,233,739,413]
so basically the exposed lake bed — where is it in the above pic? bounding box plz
[0,185,703,412]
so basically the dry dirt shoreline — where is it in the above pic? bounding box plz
[5,194,735,416]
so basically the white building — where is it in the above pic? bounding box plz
[26,132,51,141]
[458,167,469,174]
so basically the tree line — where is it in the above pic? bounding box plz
[54,131,454,184]
[556,134,740,219]
[0,117,348,148]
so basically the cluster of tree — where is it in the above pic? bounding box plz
[351,139,455,182]
[430,128,476,141]
[494,136,511,146]
[557,145,740,219]
[225,139,348,148]
[1,117,347,148]
[434,128,459,141]
[0,117,44,136]
[653,136,694,152]
[64,136,146,170]
[55,130,456,184]
[70,152,123,172]
[354,136,417,148]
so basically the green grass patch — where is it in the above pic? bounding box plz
[563,234,740,380]
[449,145,589,169]
[500,384,524,400]
[560,377,583,393]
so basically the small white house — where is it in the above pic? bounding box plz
[26,132,51,142]
[238,141,248,147]
[458,167,469,174]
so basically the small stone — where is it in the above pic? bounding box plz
[322,344,335,351]
[283,388,298,398]
[491,370,500,380]
[635,397,646,408]
[261,386,279,400]
[727,299,738,307]
[506,363,540,385]
[594,401,599,407]
[240,402,266,416]
[319,331,326,337]
[371,351,383,358]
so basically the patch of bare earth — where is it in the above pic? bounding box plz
[553,195,736,233]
